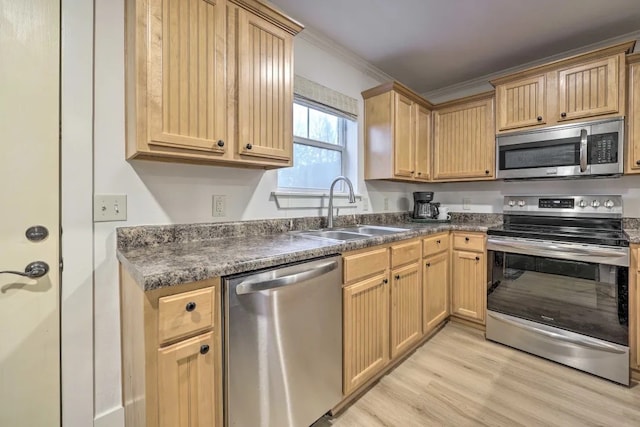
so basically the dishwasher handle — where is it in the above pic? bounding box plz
[235,260,338,295]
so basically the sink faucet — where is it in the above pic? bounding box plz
[327,176,356,229]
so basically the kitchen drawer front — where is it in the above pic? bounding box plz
[344,248,389,283]
[158,287,215,345]
[390,240,421,268]
[452,233,485,252]
[423,233,450,256]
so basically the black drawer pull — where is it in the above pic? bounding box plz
[245,143,253,150]
[426,263,431,267]
[383,278,388,284]
[561,112,567,118]
[395,274,400,280]
[537,116,543,121]
[436,239,441,244]
[185,302,196,312]
[465,237,470,242]
[475,256,480,261]
[200,344,210,355]
[217,139,225,147]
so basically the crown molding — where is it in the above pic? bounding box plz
[423,29,640,104]
[298,28,395,84]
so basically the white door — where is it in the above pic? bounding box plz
[0,1,61,426]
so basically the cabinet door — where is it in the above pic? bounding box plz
[634,269,640,370]
[451,250,486,323]
[238,11,293,161]
[433,97,495,180]
[393,93,415,178]
[343,274,389,395]
[158,333,216,427]
[147,0,227,153]
[414,104,431,180]
[557,55,620,122]
[496,75,546,131]
[628,62,640,173]
[423,251,449,333]
[390,263,422,358]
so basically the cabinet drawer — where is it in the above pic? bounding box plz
[423,233,449,256]
[158,287,215,344]
[391,240,421,268]
[344,248,389,283]
[453,233,485,252]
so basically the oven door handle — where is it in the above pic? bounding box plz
[579,128,588,172]
[488,312,626,354]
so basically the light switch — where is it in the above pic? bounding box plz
[94,194,127,222]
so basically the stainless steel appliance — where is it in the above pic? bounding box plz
[496,117,624,180]
[486,195,630,385]
[224,256,342,427]
[413,191,439,219]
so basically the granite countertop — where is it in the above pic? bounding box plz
[117,219,499,291]
[625,229,640,245]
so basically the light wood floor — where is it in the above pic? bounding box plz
[320,322,640,427]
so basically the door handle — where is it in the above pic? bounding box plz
[579,129,588,172]
[0,261,50,279]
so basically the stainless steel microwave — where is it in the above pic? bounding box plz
[496,117,624,180]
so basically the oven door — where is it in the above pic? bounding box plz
[487,237,629,346]
[496,118,623,179]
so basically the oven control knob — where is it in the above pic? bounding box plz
[578,199,587,208]
[604,200,615,209]
[508,200,516,207]
[591,200,601,208]
[517,200,526,207]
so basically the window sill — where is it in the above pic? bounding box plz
[271,191,362,210]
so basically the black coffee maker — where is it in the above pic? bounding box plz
[413,192,440,219]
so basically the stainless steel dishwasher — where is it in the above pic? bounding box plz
[223,255,342,427]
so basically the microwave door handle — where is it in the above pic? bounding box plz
[579,128,588,172]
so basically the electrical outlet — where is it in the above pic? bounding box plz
[213,195,226,217]
[383,197,389,211]
[94,194,127,222]
[362,197,369,212]
[463,198,471,210]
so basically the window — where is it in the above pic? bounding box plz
[278,101,352,191]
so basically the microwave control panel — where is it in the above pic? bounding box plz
[588,133,618,164]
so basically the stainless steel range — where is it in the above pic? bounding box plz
[486,195,630,385]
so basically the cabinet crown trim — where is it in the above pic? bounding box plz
[433,90,495,110]
[229,0,304,35]
[628,52,640,65]
[489,40,635,86]
[362,81,434,108]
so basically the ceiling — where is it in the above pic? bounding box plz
[270,0,640,94]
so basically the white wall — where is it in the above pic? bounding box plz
[92,1,414,421]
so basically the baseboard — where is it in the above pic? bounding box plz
[94,406,125,427]
[449,315,486,331]
[631,368,640,382]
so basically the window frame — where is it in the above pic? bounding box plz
[278,101,349,192]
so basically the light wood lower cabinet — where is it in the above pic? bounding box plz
[120,266,222,427]
[451,232,487,324]
[343,273,390,395]
[158,333,216,427]
[390,262,422,358]
[423,251,450,333]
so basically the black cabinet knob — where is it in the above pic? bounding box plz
[245,143,253,150]
[436,240,441,244]
[485,170,490,174]
[395,274,400,280]
[383,278,388,284]
[185,302,196,312]
[417,172,422,175]
[410,171,415,174]
[426,263,431,267]
[537,116,543,121]
[561,112,567,118]
[465,237,470,242]
[475,256,480,261]
[636,160,640,166]
[200,344,210,355]
[217,140,225,147]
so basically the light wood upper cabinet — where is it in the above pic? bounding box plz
[423,250,449,334]
[390,263,422,359]
[363,81,433,183]
[433,92,495,181]
[343,273,390,396]
[496,74,546,131]
[158,333,216,427]
[626,53,640,174]
[394,93,415,177]
[451,232,486,324]
[125,0,302,167]
[237,10,293,161]
[492,41,633,134]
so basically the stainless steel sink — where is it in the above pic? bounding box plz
[295,225,409,242]
[298,230,370,242]
[337,225,409,235]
